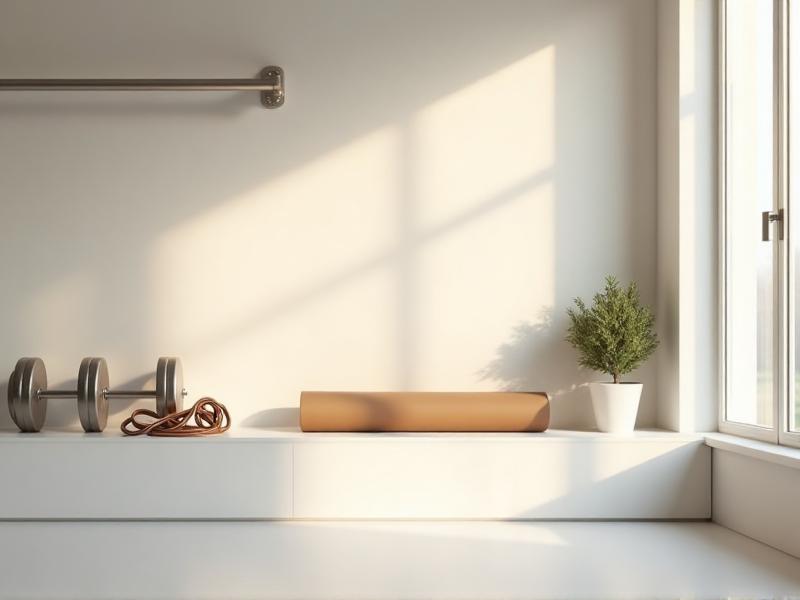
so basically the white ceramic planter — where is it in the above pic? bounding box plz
[589,382,643,434]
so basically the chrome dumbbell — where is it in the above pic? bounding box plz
[7,357,186,432]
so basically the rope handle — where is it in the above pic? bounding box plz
[121,397,231,437]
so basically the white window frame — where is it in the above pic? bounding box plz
[719,0,800,449]
[782,0,800,448]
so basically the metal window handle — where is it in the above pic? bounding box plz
[762,209,784,241]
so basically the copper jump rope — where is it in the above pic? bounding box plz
[121,397,231,437]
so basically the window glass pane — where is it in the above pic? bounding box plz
[725,0,775,428]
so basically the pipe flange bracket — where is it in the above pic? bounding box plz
[260,66,284,109]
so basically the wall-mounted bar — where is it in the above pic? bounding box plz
[0,65,284,108]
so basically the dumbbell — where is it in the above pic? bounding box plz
[7,357,186,432]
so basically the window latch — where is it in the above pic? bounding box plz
[762,209,784,241]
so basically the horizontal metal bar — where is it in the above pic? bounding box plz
[105,390,157,399]
[38,390,77,399]
[0,66,284,108]
[0,79,278,91]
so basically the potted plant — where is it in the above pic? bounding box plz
[566,276,658,433]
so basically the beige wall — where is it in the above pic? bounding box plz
[0,0,657,431]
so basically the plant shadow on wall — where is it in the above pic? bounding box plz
[480,309,592,430]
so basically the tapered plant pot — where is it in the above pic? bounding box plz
[589,382,642,433]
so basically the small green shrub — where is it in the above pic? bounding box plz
[566,276,658,384]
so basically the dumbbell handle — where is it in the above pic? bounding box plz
[37,389,156,400]
[37,389,77,399]
[38,389,184,400]
[104,389,157,399]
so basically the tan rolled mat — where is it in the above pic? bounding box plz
[299,391,550,432]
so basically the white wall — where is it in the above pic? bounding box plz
[657,0,681,430]
[713,449,800,559]
[656,0,718,432]
[0,0,657,431]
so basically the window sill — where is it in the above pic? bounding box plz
[704,432,800,470]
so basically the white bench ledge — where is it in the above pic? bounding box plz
[0,427,705,443]
[0,428,710,520]
[704,432,800,470]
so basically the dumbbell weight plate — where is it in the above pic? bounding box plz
[7,357,47,432]
[156,357,183,416]
[77,357,109,432]
[7,371,16,428]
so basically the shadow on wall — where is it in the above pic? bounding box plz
[241,407,300,429]
[479,309,592,430]
[0,0,657,430]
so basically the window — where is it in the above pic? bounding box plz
[721,0,800,447]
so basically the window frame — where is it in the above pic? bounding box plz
[782,0,800,447]
[719,0,800,449]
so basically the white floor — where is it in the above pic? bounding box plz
[0,521,798,599]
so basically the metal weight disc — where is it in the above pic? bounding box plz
[7,370,18,430]
[77,357,109,432]
[156,357,183,416]
[7,357,47,432]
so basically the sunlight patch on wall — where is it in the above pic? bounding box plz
[414,46,555,231]
[416,180,555,388]
[186,268,398,405]
[150,126,399,347]
[410,48,556,388]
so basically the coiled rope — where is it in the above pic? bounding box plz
[121,397,231,437]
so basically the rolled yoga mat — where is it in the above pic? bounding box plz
[299,391,550,432]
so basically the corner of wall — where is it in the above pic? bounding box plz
[656,0,719,432]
